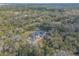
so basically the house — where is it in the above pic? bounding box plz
[28,31,47,46]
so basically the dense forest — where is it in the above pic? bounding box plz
[0,3,79,56]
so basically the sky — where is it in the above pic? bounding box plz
[0,0,79,3]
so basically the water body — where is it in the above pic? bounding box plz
[1,3,79,9]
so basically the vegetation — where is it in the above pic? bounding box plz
[0,4,79,56]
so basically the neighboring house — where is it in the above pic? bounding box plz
[28,31,47,46]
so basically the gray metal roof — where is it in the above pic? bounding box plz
[29,31,46,41]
